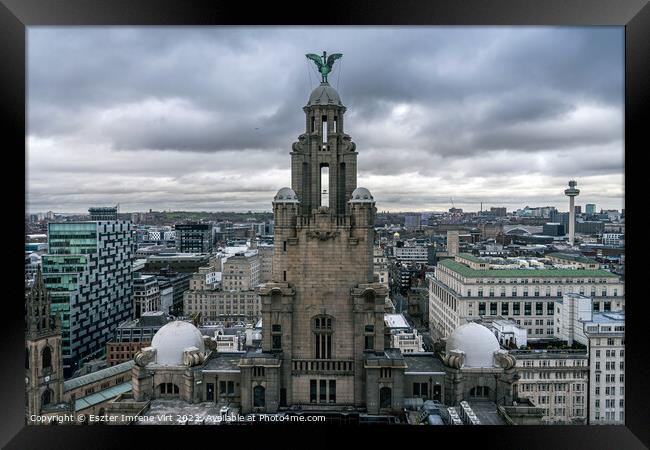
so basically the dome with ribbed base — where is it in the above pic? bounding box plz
[150,321,205,366]
[308,82,343,107]
[445,322,499,368]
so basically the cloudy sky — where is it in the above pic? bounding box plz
[27,27,624,214]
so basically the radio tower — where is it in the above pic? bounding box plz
[564,180,580,247]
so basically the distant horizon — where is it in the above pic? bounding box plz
[26,203,624,216]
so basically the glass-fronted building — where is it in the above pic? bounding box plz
[42,221,134,377]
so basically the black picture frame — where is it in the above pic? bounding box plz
[1,0,647,448]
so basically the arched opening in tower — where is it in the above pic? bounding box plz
[320,164,329,208]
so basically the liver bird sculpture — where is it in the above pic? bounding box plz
[306,51,343,83]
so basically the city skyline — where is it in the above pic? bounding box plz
[27,27,624,213]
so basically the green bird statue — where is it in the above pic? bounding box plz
[306,51,343,83]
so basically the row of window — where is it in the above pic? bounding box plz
[595,386,624,396]
[310,379,336,403]
[468,288,618,297]
[594,374,624,383]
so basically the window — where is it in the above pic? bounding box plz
[513,302,520,316]
[379,387,392,409]
[253,385,265,407]
[271,324,282,351]
[478,302,486,316]
[470,386,490,398]
[413,382,428,398]
[253,366,265,377]
[329,380,336,403]
[364,325,375,350]
[320,380,327,402]
[314,316,333,359]
[524,302,532,316]
[501,302,509,315]
[490,302,497,315]
[310,380,317,403]
[42,346,52,369]
[41,389,52,406]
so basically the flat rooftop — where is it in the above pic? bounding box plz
[589,311,625,323]
[403,354,446,373]
[437,258,618,278]
[468,402,508,425]
[384,314,410,329]
[137,399,237,425]
[202,353,244,372]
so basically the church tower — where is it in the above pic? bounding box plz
[25,267,66,419]
[241,53,400,415]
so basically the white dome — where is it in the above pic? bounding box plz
[274,187,299,203]
[150,321,205,366]
[445,322,499,368]
[349,187,374,203]
[308,82,342,107]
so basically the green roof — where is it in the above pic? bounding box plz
[548,253,598,264]
[74,382,132,411]
[64,360,134,391]
[438,259,618,278]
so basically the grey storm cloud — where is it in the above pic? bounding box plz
[27,26,624,213]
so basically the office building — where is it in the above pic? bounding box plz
[175,223,212,253]
[222,251,260,291]
[427,253,624,340]
[88,206,118,221]
[542,223,565,237]
[132,274,160,318]
[512,349,588,424]
[42,219,134,377]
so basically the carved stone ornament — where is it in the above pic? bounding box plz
[306,230,340,241]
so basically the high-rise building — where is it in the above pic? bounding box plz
[88,206,118,221]
[447,230,460,256]
[257,245,274,282]
[222,252,260,291]
[175,223,212,253]
[585,204,596,216]
[584,312,625,425]
[125,54,529,423]
[555,294,625,425]
[42,219,134,377]
[542,223,565,236]
[254,71,391,413]
[132,273,161,318]
[512,348,588,424]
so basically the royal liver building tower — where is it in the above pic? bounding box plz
[243,52,394,413]
[127,54,519,421]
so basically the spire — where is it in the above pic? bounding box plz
[26,266,59,337]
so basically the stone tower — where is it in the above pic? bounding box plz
[249,76,390,413]
[25,267,66,418]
